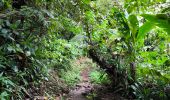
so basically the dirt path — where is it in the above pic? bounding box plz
[67,67,93,100]
[28,57,125,100]
[66,57,125,100]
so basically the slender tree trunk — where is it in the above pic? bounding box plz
[130,62,136,83]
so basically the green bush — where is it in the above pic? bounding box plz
[90,70,111,85]
[59,61,83,87]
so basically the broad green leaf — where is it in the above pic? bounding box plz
[137,22,155,40]
[141,14,158,22]
[141,14,170,34]
[128,14,139,34]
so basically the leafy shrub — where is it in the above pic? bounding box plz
[90,69,111,85]
[0,1,85,98]
[59,60,83,87]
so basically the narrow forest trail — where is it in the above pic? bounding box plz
[31,57,125,100]
[67,61,93,100]
[65,57,125,100]
[30,57,126,100]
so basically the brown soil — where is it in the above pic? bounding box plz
[29,57,126,100]
[66,57,125,100]
[67,66,93,100]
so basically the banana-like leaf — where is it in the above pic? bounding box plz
[128,14,139,35]
[141,14,170,34]
[137,22,155,40]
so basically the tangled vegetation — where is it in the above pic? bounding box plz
[0,0,170,99]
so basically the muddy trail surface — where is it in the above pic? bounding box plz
[27,57,125,100]
[66,57,125,100]
[67,67,93,100]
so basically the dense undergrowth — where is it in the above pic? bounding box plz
[0,0,170,100]
[90,68,111,85]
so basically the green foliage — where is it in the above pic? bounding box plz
[90,70,111,85]
[84,0,170,99]
[124,0,166,13]
[1,0,170,99]
[141,14,170,34]
[60,67,81,87]
[0,91,9,100]
[128,14,139,35]
[138,22,155,40]
[59,59,86,87]
[0,0,86,98]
